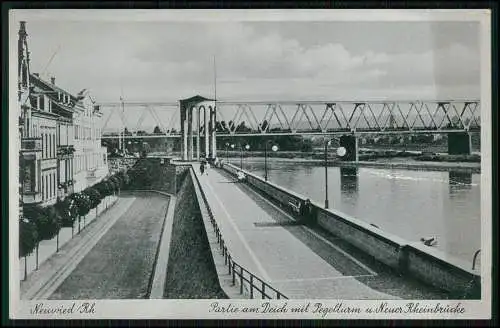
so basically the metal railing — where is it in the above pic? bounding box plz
[192,168,288,300]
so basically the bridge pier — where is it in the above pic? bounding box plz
[340,167,358,193]
[339,135,359,162]
[448,132,472,155]
[203,106,210,159]
[196,107,200,160]
[188,106,194,161]
[210,106,217,160]
[180,95,214,161]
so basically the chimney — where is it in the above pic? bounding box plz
[51,77,56,85]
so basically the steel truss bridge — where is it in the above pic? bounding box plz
[99,99,481,139]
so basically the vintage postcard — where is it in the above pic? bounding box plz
[9,9,492,320]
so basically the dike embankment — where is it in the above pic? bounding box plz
[126,158,227,299]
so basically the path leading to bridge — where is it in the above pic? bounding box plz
[195,167,448,299]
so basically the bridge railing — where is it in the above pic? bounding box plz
[191,167,288,300]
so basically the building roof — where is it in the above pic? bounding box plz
[29,73,77,100]
[179,95,215,106]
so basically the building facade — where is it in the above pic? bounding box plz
[18,21,107,209]
[72,91,108,193]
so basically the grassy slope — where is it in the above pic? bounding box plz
[163,174,227,299]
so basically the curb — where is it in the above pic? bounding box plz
[148,191,176,299]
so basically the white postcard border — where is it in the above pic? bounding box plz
[8,8,492,320]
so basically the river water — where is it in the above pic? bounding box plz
[227,157,481,265]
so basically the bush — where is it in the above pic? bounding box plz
[19,218,38,258]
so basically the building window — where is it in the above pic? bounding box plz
[40,96,45,111]
[43,133,47,158]
[44,175,48,200]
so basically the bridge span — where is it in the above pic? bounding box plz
[98,97,480,161]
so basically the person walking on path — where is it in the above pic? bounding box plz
[206,161,211,175]
[300,198,315,225]
[200,162,205,175]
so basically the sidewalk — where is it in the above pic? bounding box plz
[20,196,134,300]
[194,168,399,299]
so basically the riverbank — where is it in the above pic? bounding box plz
[224,156,480,173]
[167,148,480,163]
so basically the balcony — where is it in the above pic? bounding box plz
[21,138,42,152]
[57,145,75,158]
[87,168,97,179]
[57,182,74,198]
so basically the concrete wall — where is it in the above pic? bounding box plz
[222,163,480,297]
[316,207,405,269]
[404,244,481,298]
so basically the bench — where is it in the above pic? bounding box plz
[288,199,301,214]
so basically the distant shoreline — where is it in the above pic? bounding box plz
[222,156,481,173]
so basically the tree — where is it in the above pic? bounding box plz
[23,205,59,242]
[85,187,102,209]
[260,120,269,132]
[23,204,60,270]
[19,217,38,280]
[71,192,91,233]
[19,217,37,258]
[153,126,162,134]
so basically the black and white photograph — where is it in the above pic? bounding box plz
[8,9,492,320]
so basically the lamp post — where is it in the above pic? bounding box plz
[225,142,229,162]
[324,139,331,209]
[324,137,347,209]
[230,143,235,164]
[240,144,250,169]
[264,142,279,181]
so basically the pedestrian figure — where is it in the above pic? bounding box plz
[237,170,246,182]
[200,162,205,175]
[300,198,314,225]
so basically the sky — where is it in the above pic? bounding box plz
[11,10,482,131]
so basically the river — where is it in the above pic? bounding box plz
[226,157,481,266]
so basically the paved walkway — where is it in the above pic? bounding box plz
[195,168,402,299]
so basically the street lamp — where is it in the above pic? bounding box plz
[230,144,235,164]
[264,142,279,181]
[324,139,331,209]
[225,142,229,162]
[324,137,347,209]
[240,144,250,169]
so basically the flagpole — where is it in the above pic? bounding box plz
[213,56,217,103]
